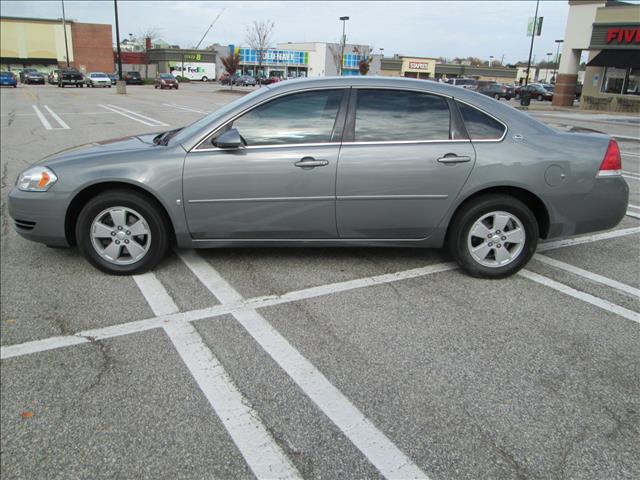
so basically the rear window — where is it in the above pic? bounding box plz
[354,89,451,142]
[160,74,174,79]
[128,72,141,77]
[457,102,506,140]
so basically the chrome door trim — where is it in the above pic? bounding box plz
[336,194,448,201]
[188,196,335,204]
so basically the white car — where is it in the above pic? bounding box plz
[86,72,112,88]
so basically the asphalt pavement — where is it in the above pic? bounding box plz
[1,82,639,480]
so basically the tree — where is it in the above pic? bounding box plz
[221,52,241,90]
[358,58,370,75]
[137,27,162,49]
[245,20,275,79]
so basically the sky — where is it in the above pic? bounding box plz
[0,0,574,64]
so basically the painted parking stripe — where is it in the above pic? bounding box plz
[163,103,206,114]
[628,203,640,210]
[178,250,429,480]
[97,104,169,127]
[533,254,640,297]
[32,105,52,130]
[537,226,640,252]
[627,210,640,219]
[133,272,179,316]
[3,225,640,361]
[107,104,170,126]
[164,321,301,479]
[519,270,640,323]
[43,105,70,129]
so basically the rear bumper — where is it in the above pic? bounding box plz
[8,187,70,247]
[546,177,629,238]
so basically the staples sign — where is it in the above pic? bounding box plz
[606,27,640,44]
[408,62,429,70]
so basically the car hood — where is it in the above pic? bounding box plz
[38,133,162,167]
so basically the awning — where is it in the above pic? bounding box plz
[587,49,640,68]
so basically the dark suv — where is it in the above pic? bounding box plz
[58,68,84,87]
[125,71,143,85]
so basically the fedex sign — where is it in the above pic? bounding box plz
[606,27,640,44]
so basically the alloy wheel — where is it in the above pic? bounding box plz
[90,206,152,265]
[467,211,525,268]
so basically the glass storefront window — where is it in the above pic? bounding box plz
[601,67,640,96]
[602,67,626,94]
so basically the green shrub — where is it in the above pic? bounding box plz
[175,76,191,83]
[143,78,155,85]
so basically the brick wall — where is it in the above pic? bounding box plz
[70,22,114,73]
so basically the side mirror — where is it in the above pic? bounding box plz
[213,128,245,149]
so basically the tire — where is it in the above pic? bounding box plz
[448,194,538,279]
[494,93,500,100]
[537,94,543,101]
[201,76,208,82]
[76,190,170,275]
[175,85,178,89]
[154,84,158,89]
[108,85,111,88]
[506,96,511,101]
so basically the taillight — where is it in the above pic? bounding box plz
[597,139,622,177]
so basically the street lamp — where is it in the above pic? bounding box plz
[552,39,563,84]
[339,16,349,76]
[61,0,70,67]
[546,52,553,82]
[489,55,494,67]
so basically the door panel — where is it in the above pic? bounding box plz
[336,142,476,238]
[184,145,339,239]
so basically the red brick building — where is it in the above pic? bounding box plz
[70,22,114,73]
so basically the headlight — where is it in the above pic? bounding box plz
[16,166,58,192]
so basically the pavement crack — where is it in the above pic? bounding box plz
[78,335,116,395]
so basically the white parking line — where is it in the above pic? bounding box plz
[163,103,206,114]
[3,226,639,361]
[519,270,640,323]
[108,104,170,126]
[97,104,169,127]
[537,226,640,251]
[32,105,52,130]
[533,254,640,297]
[627,210,640,219]
[177,250,429,480]
[132,273,179,316]
[622,171,640,180]
[164,321,301,479]
[43,105,70,129]
[629,204,640,210]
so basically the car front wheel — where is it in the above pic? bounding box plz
[448,194,538,278]
[76,190,170,275]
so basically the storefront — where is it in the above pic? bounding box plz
[401,57,436,79]
[147,48,216,81]
[553,0,639,111]
[434,64,517,84]
[235,47,309,78]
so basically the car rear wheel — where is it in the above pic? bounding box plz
[201,76,208,82]
[76,190,170,275]
[448,194,538,278]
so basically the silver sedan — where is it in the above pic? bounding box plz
[8,77,629,277]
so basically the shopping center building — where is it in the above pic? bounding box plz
[554,0,639,111]
[0,16,113,74]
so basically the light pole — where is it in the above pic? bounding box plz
[489,55,494,67]
[61,0,70,67]
[339,16,349,76]
[114,0,125,93]
[552,39,563,84]
[545,52,553,82]
[524,0,540,87]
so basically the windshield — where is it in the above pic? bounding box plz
[171,87,269,146]
[160,74,174,79]
[92,73,107,77]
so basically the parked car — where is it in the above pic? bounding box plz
[23,71,45,85]
[19,68,38,83]
[86,72,112,88]
[48,70,61,84]
[262,76,282,85]
[521,83,554,101]
[0,71,17,88]
[155,73,179,90]
[235,75,257,87]
[8,77,628,278]
[108,73,118,85]
[446,78,478,90]
[58,68,84,88]
[477,83,512,100]
[124,71,143,85]
[219,73,233,85]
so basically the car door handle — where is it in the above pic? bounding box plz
[437,155,472,164]
[294,157,329,168]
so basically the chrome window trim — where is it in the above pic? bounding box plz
[190,87,349,152]
[454,98,508,143]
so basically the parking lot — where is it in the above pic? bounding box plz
[1,82,639,479]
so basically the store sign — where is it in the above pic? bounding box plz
[183,53,202,61]
[606,27,640,44]
[408,61,429,70]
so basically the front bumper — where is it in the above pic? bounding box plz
[8,187,70,247]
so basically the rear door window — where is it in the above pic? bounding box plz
[353,89,451,142]
[456,102,506,140]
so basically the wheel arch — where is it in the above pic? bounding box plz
[446,186,551,240]
[65,181,176,246]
